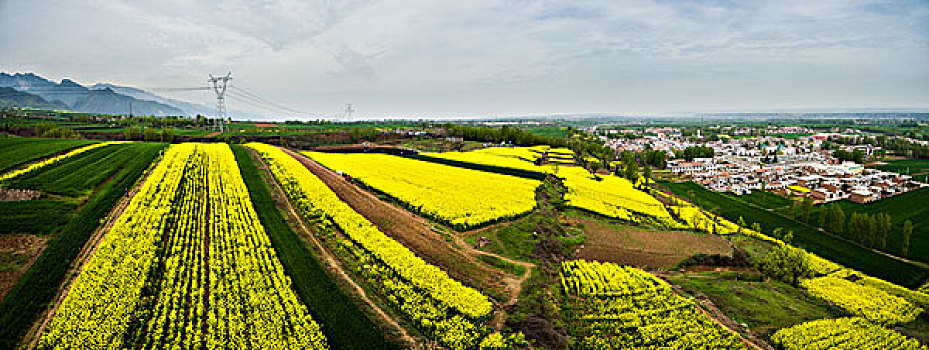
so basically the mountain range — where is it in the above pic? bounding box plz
[0,72,214,117]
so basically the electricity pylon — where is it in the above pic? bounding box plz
[208,72,232,133]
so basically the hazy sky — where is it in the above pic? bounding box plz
[1,0,927,119]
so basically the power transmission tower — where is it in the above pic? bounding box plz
[343,103,355,122]
[208,72,232,133]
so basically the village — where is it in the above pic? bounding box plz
[600,127,927,204]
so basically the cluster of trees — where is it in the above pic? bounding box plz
[444,124,567,147]
[123,126,175,142]
[34,123,81,139]
[681,146,714,161]
[833,148,866,163]
[760,243,811,286]
[787,197,815,222]
[846,212,892,250]
[817,204,915,256]
[830,134,929,160]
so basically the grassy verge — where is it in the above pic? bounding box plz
[477,254,527,276]
[667,271,843,339]
[0,143,164,349]
[660,181,929,287]
[232,145,397,350]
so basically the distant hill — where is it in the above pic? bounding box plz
[0,72,203,117]
[71,88,184,116]
[0,87,70,110]
[90,83,216,116]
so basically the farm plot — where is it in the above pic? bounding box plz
[0,142,164,349]
[418,148,692,228]
[4,142,163,197]
[0,137,95,173]
[771,317,927,350]
[248,143,494,349]
[0,141,123,183]
[424,147,554,174]
[836,187,929,264]
[567,215,731,268]
[799,275,922,325]
[38,143,327,349]
[560,260,745,349]
[305,151,540,230]
[559,166,680,226]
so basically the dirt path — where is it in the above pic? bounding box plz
[204,131,222,138]
[284,149,516,298]
[454,235,535,330]
[247,148,417,347]
[22,159,160,350]
[691,296,771,350]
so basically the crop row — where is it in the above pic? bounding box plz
[305,151,540,230]
[246,143,493,349]
[38,143,327,349]
[560,260,745,349]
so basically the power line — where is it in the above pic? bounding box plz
[225,91,301,116]
[229,86,310,115]
[147,87,211,92]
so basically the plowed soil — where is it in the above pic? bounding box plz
[0,234,47,300]
[568,216,732,268]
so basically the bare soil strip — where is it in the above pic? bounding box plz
[22,160,159,350]
[247,147,417,347]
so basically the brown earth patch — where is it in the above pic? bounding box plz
[0,234,47,300]
[568,216,732,268]
[0,189,42,201]
[284,149,514,300]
